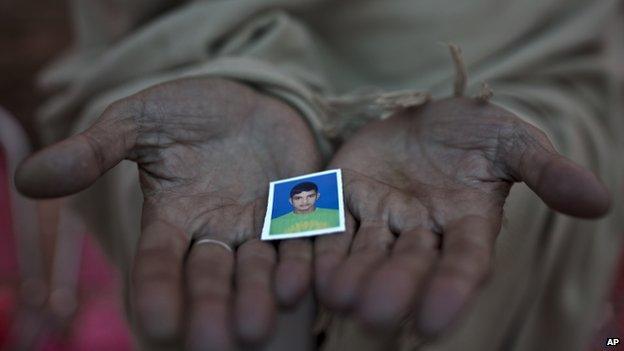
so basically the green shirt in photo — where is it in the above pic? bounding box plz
[270,208,340,235]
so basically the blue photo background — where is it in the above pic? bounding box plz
[271,172,340,219]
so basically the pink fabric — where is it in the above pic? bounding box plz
[33,235,133,351]
[0,146,17,348]
[0,286,15,348]
[0,146,18,281]
[68,235,133,351]
[0,144,132,350]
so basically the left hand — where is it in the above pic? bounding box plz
[314,97,611,336]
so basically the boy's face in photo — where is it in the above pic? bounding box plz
[290,190,320,214]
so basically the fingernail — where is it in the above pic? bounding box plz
[275,264,309,308]
[357,278,408,330]
[235,291,276,345]
[415,281,468,336]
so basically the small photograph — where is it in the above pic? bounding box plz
[261,169,345,240]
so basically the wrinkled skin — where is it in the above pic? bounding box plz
[315,97,611,336]
[15,77,322,350]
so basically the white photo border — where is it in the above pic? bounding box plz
[261,169,345,241]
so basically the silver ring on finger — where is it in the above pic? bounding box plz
[193,238,233,252]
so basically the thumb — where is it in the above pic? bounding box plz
[502,122,611,218]
[15,102,137,198]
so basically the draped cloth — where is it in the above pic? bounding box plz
[37,1,624,350]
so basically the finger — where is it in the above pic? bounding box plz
[234,239,277,345]
[503,122,610,218]
[314,211,356,300]
[132,219,188,344]
[323,223,394,311]
[275,239,312,308]
[185,240,235,351]
[356,228,439,330]
[15,101,137,198]
[415,215,498,336]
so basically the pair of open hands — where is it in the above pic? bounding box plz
[16,78,610,350]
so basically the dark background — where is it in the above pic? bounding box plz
[0,0,70,145]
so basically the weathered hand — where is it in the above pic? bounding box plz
[314,97,610,336]
[15,78,322,349]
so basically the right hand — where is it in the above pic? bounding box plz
[16,77,322,350]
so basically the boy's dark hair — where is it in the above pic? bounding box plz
[290,182,318,198]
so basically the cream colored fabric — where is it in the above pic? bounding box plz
[39,0,623,350]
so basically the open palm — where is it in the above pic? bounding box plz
[16,77,322,350]
[315,97,610,335]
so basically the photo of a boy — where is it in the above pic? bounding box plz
[269,181,340,234]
